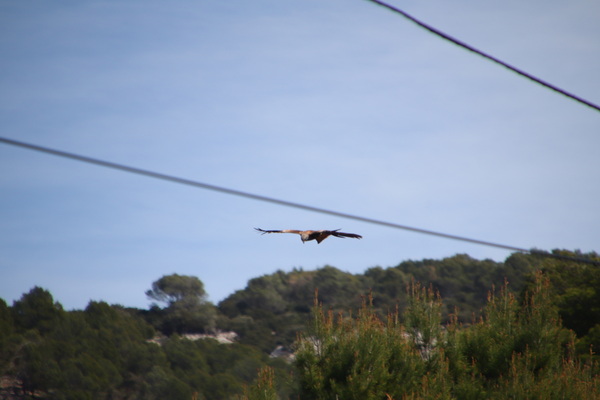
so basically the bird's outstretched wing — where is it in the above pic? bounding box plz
[254,228,301,235]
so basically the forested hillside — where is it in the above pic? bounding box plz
[219,252,535,349]
[1,250,598,399]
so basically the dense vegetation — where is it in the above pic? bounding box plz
[1,288,292,399]
[292,272,598,399]
[0,250,598,399]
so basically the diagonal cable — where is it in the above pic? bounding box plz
[366,0,600,113]
[0,136,528,252]
[2,136,599,265]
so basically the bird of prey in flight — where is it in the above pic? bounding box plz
[255,228,362,244]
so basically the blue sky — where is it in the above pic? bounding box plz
[1,0,599,310]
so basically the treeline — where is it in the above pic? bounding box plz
[0,288,293,399]
[218,253,527,353]
[0,249,598,399]
[218,251,599,354]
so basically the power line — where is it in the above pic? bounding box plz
[365,0,600,113]
[2,136,599,266]
[0,136,528,252]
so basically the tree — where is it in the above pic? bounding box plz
[0,299,15,367]
[146,274,208,307]
[240,366,278,400]
[147,274,217,334]
[11,286,64,334]
[295,291,433,400]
